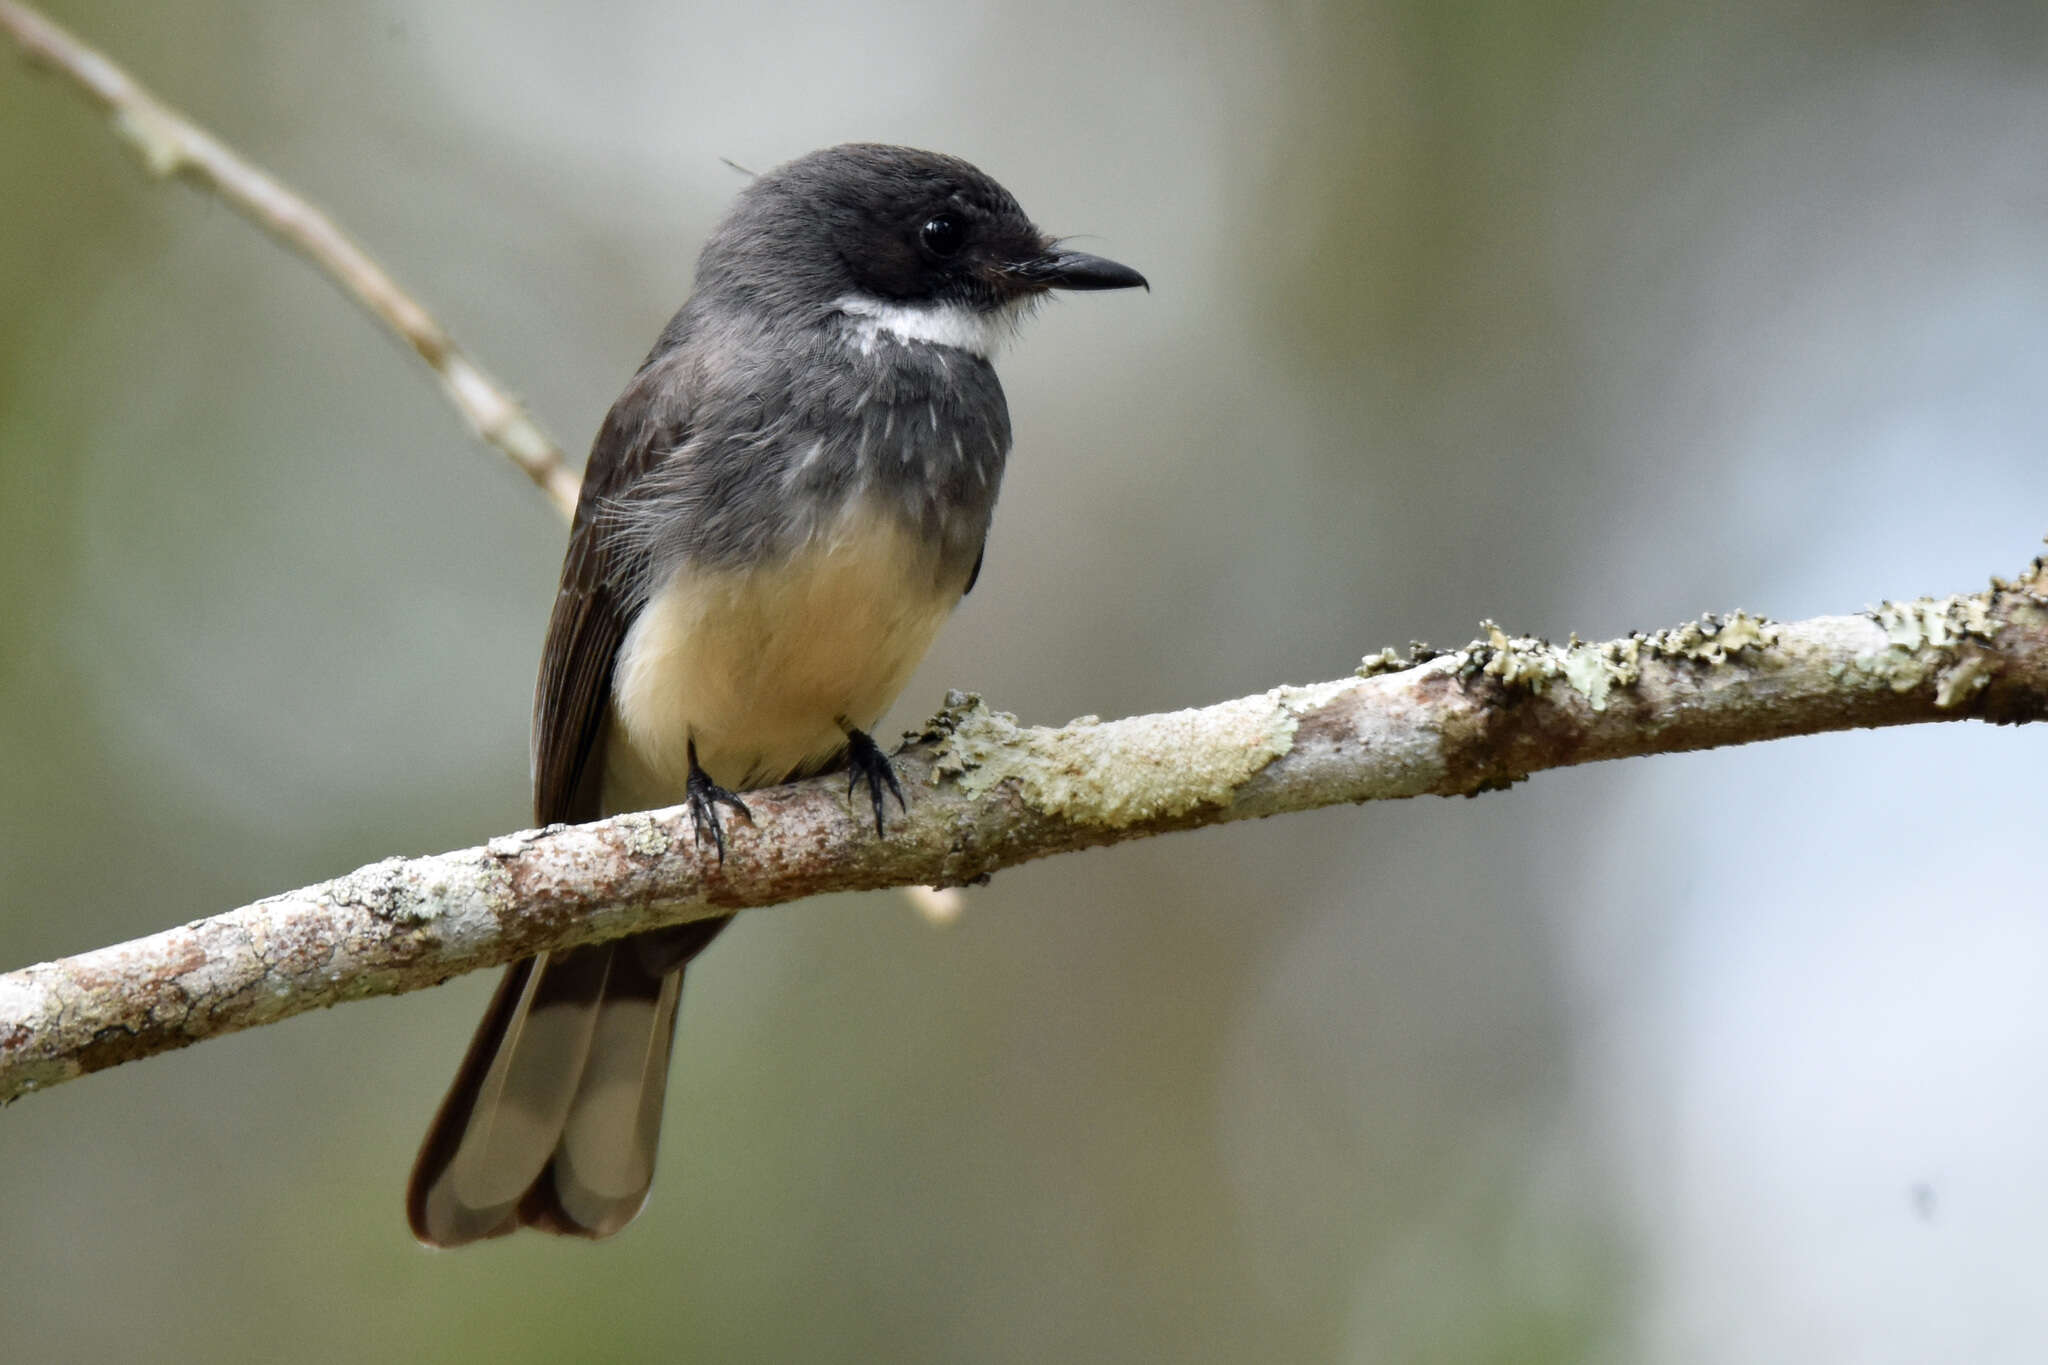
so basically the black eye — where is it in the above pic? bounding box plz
[920,214,966,257]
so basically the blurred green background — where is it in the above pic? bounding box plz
[6,2,2048,1360]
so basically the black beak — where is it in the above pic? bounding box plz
[1013,246,1149,292]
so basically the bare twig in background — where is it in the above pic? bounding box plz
[5,568,2046,1103]
[1,0,971,925]
[0,0,580,517]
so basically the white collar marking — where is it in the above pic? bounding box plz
[835,295,1018,360]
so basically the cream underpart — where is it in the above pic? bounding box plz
[603,499,967,807]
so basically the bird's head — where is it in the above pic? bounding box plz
[696,143,1146,357]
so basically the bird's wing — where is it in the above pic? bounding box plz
[531,357,691,825]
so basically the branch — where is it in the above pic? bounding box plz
[0,0,580,517]
[6,569,2047,1103]
[6,3,2045,1112]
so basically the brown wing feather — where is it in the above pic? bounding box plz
[532,361,689,825]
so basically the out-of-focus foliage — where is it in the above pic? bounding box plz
[5,2,2047,1360]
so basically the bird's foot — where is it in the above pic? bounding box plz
[686,739,752,862]
[844,728,906,838]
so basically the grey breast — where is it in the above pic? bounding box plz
[607,305,1012,597]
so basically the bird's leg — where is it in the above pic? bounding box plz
[686,737,752,862]
[842,726,906,838]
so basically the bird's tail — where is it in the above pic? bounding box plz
[406,919,729,1246]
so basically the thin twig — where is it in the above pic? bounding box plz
[0,0,581,517]
[5,570,2046,1102]
[2,1,974,926]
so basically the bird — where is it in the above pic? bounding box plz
[406,143,1146,1246]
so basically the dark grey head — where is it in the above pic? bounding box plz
[692,143,1146,347]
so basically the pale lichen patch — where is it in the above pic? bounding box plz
[1357,643,1450,679]
[1474,623,1556,692]
[1358,647,1408,678]
[329,858,432,926]
[1643,610,1780,665]
[1443,611,1779,711]
[1935,652,1997,709]
[614,811,673,859]
[1855,596,1999,696]
[1560,640,1627,710]
[1872,595,1995,651]
[928,687,1325,827]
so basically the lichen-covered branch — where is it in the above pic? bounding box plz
[5,1,2045,1124]
[0,0,580,517]
[6,564,2046,1104]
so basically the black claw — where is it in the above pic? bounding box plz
[843,728,906,838]
[686,739,752,863]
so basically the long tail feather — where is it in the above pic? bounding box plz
[407,919,729,1247]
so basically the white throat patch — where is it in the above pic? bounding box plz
[835,295,1021,360]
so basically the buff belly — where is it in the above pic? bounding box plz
[601,502,967,809]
